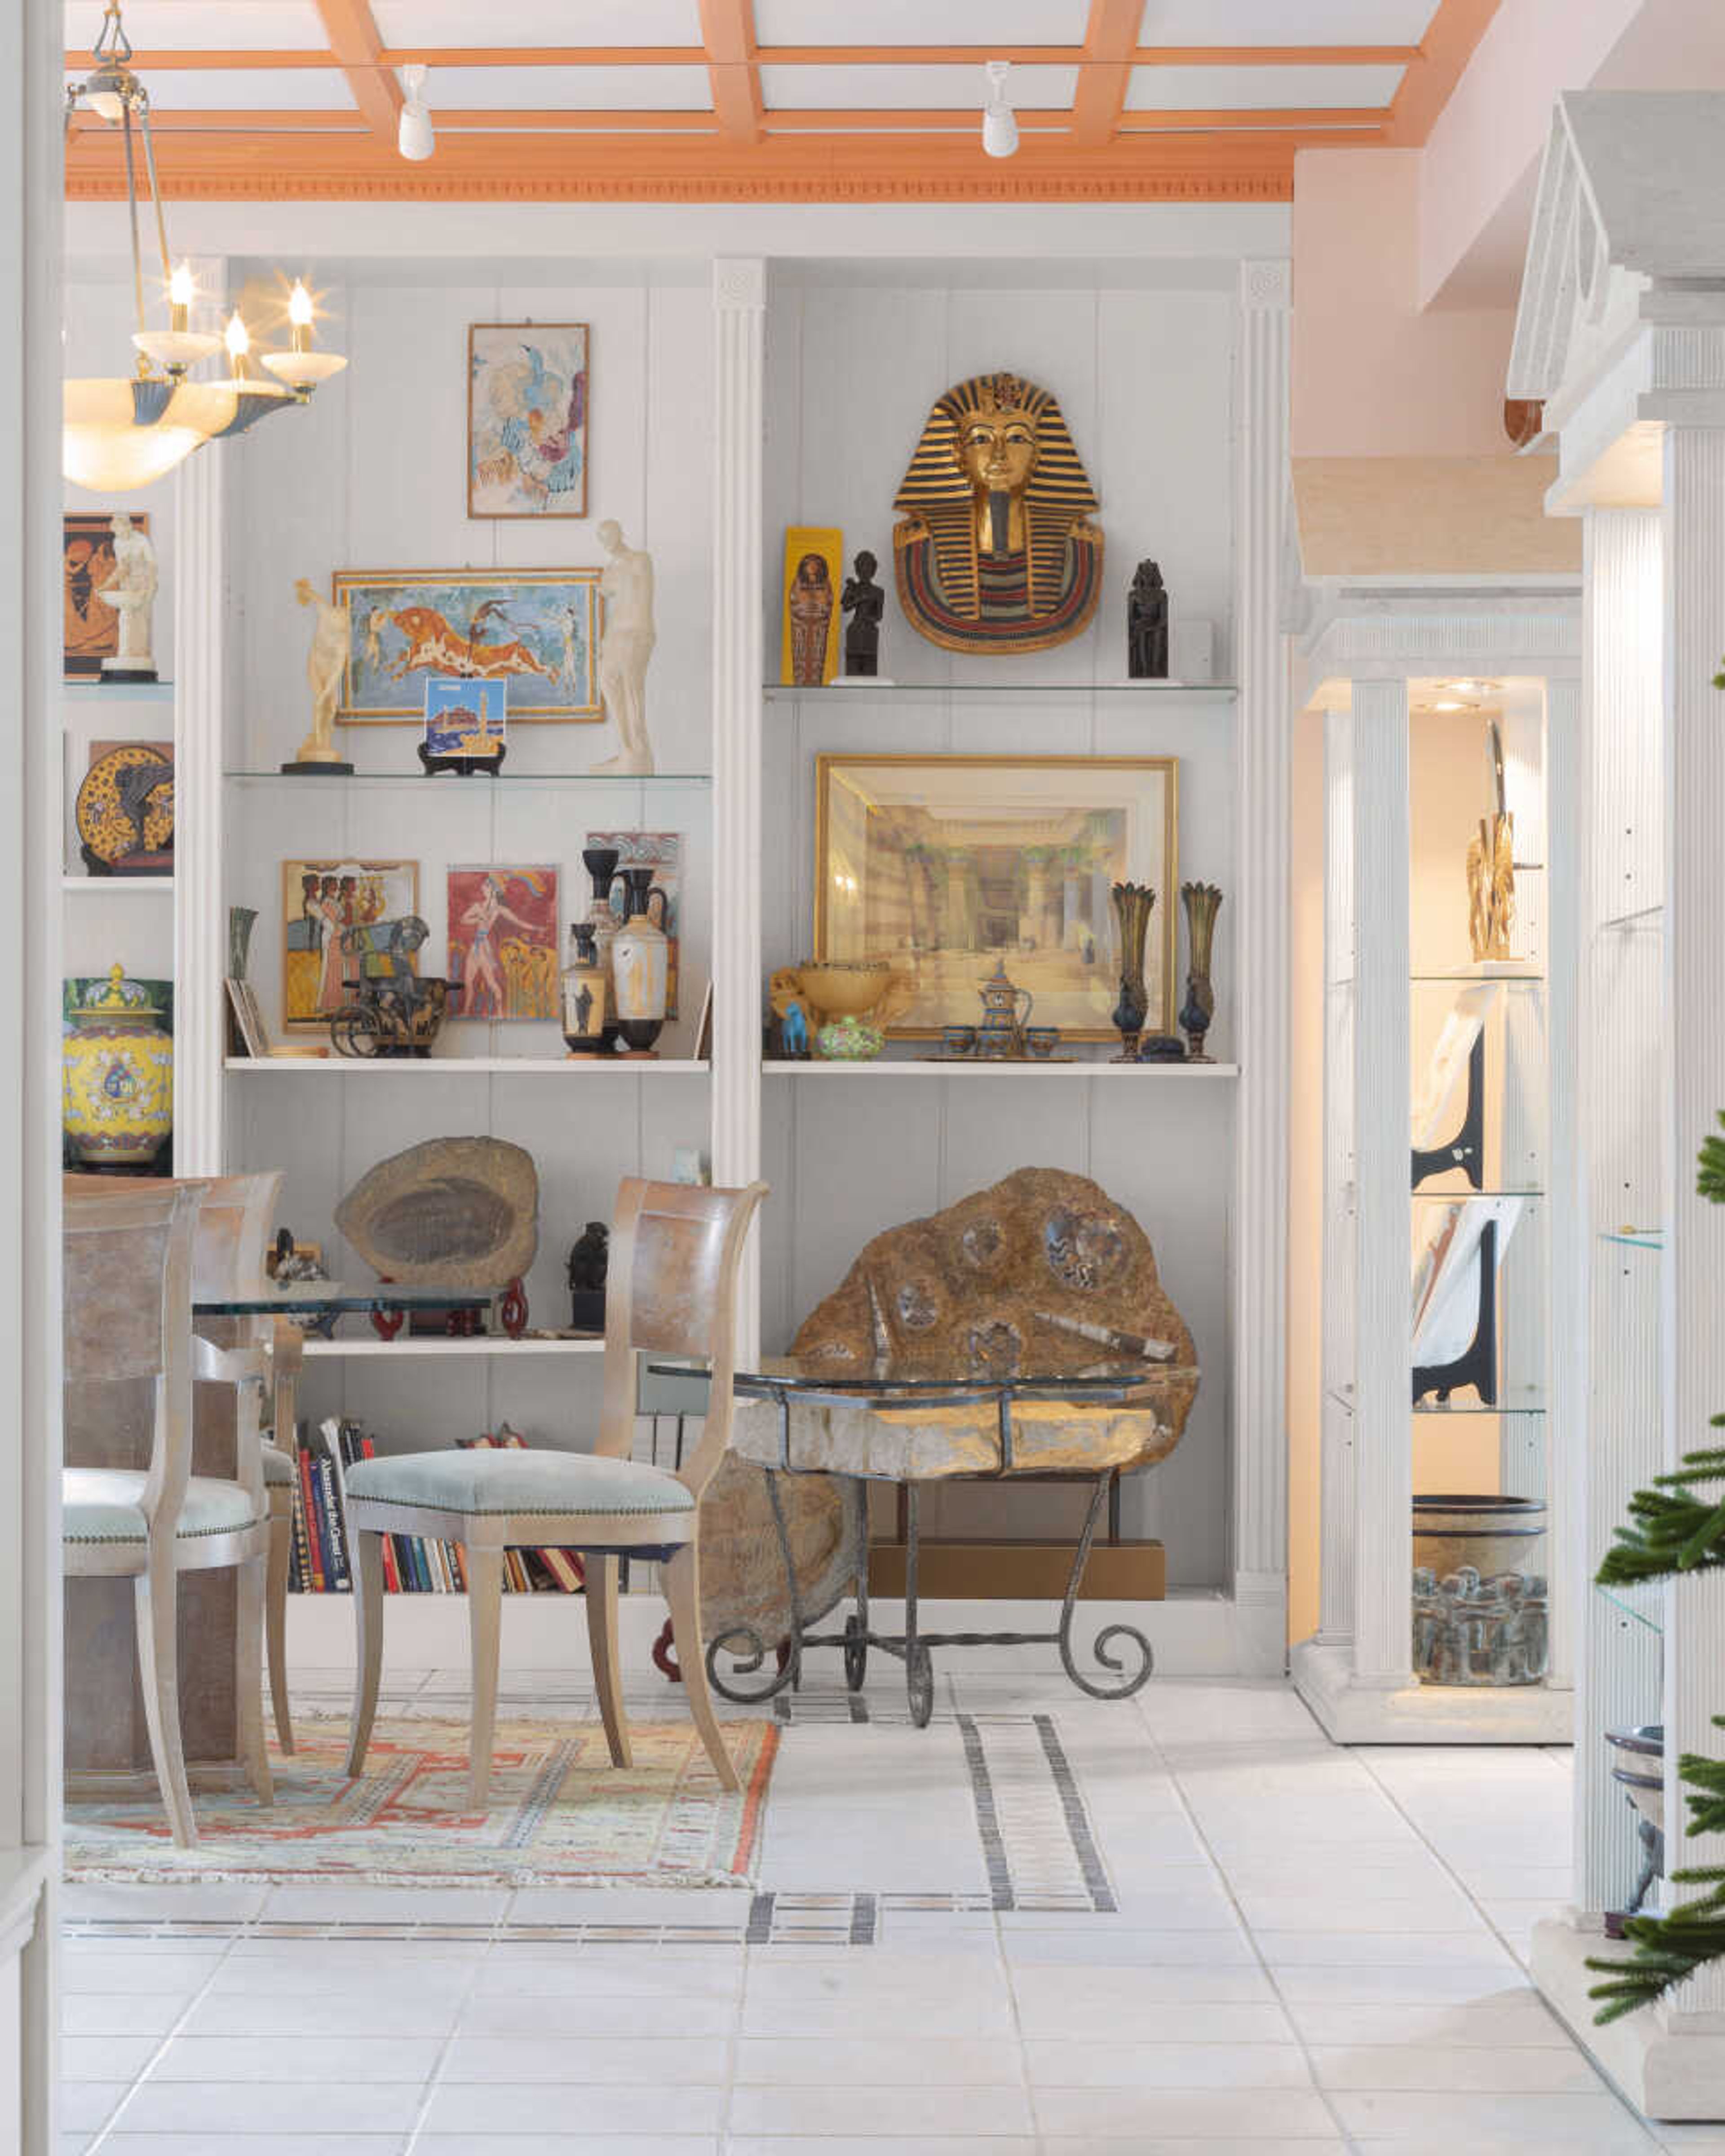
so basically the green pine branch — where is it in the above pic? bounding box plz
[1595,1449,1725,1588]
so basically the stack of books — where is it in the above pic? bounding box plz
[284,1419,586,1595]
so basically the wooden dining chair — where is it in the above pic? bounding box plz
[344,1175,768,1807]
[62,1185,275,1848]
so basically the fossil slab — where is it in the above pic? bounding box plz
[335,1136,538,1287]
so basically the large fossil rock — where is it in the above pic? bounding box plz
[335,1136,538,1287]
[785,1166,1198,1470]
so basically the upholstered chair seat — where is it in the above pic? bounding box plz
[261,1443,295,1487]
[343,1449,698,1521]
[64,1469,264,1545]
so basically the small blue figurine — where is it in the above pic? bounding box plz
[781,998,810,1059]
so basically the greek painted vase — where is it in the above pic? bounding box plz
[62,963,173,1168]
[560,923,612,1055]
[610,866,669,1054]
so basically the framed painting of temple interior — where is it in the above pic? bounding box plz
[447,866,559,1022]
[332,570,600,722]
[63,511,148,679]
[814,754,1178,1040]
[468,323,588,520]
[281,859,419,1031]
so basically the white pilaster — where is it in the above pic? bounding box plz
[1317,702,1357,1648]
[173,314,227,1177]
[708,257,766,1357]
[1543,673,1582,1698]
[1231,258,1292,1668]
[1576,506,1664,1918]
[1349,679,1413,1689]
[1661,424,1725,2018]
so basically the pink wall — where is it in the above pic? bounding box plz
[1292,147,1515,461]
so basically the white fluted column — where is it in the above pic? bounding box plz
[1543,673,1582,1698]
[1316,703,1358,1648]
[1349,679,1412,1689]
[1231,258,1292,1669]
[708,257,766,1358]
[173,282,227,1177]
[1661,429,1725,2014]
[1576,507,1664,1918]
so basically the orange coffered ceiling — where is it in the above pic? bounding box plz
[63,0,1502,204]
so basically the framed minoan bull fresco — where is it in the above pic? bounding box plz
[332,569,601,722]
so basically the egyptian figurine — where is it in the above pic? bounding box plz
[892,370,1103,657]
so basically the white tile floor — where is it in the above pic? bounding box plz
[57,1655,1703,2154]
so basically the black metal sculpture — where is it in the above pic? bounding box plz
[1127,558,1169,680]
[567,1220,610,1331]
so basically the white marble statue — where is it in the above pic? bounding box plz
[591,519,656,777]
[97,513,158,679]
[291,576,353,768]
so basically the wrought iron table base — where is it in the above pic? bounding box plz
[708,1469,1154,1728]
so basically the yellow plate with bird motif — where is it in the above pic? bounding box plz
[75,744,174,870]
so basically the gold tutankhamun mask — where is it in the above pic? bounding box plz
[893,370,1103,657]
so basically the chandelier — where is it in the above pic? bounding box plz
[62,1,347,493]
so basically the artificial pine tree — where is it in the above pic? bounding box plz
[1587,1114,1725,2023]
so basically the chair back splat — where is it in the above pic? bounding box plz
[598,1176,768,1499]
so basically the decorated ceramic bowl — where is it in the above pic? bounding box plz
[815,1014,885,1062]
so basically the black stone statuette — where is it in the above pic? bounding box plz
[841,550,886,677]
[1128,559,1169,680]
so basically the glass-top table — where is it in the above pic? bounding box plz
[657,1352,1191,1724]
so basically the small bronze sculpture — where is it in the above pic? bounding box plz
[840,550,885,677]
[1128,559,1169,680]
[567,1220,609,1331]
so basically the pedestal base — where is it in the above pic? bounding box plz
[280,759,355,776]
[1292,1638,1573,1743]
[1532,1916,1725,2121]
[99,662,158,684]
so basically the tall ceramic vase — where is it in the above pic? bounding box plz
[62,963,174,1169]
[560,923,611,1056]
[582,845,621,1051]
[610,866,669,1057]
[1109,882,1155,1063]
[1178,881,1223,1063]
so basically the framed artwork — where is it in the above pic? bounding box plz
[281,859,419,1031]
[782,527,843,687]
[814,754,1178,1040]
[332,570,601,722]
[447,866,559,1022]
[424,676,507,761]
[468,323,589,520]
[63,512,150,680]
[587,828,682,1018]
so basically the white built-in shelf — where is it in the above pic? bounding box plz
[226,1056,709,1075]
[62,874,175,894]
[301,1336,603,1359]
[62,680,174,702]
[224,769,711,787]
[765,681,1236,704]
[1600,1228,1664,1252]
[762,1058,1240,1077]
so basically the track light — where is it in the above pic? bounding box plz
[398,64,434,161]
[982,60,1018,159]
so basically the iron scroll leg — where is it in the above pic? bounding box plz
[705,1396,804,1707]
[903,1482,934,1726]
[1055,1472,1155,1701]
[843,1478,870,1692]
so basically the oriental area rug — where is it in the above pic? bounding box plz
[64,1714,777,1887]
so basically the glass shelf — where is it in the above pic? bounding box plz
[1411,1402,1546,1418]
[224,769,711,786]
[763,681,1237,703]
[62,680,174,700]
[1411,971,1545,986]
[1597,902,1663,933]
[1597,1580,1663,1638]
[1600,1228,1664,1252]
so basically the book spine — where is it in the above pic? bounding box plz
[319,1458,350,1592]
[299,1448,325,1592]
[288,1458,312,1592]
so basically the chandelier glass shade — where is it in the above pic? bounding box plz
[62,2,345,493]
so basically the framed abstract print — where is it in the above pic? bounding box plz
[468,323,588,519]
[332,570,601,722]
[63,511,149,680]
[447,866,559,1022]
[814,754,1178,1040]
[281,859,419,1030]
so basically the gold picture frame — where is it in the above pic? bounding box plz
[332,569,601,723]
[813,753,1178,1041]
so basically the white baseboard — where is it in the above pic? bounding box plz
[1533,1916,1725,2120]
[1291,1638,1574,1744]
[287,1588,1270,1680]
